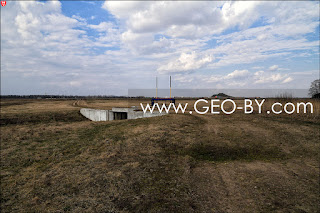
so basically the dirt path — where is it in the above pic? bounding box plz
[72,100,89,108]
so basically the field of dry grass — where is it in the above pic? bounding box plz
[1,98,319,212]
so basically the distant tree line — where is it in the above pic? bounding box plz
[0,95,130,99]
[0,95,207,99]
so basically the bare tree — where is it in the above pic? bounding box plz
[308,79,320,97]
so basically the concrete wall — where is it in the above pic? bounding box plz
[108,111,114,121]
[111,107,134,113]
[80,107,167,121]
[80,108,109,121]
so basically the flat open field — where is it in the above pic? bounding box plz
[1,98,319,212]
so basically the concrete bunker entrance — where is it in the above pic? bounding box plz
[80,107,167,121]
[114,112,128,120]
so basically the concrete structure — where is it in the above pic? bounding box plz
[80,107,167,121]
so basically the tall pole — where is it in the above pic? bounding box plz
[170,76,172,98]
[156,76,158,98]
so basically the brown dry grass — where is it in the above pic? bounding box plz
[0,98,319,212]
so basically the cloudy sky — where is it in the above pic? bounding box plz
[1,1,319,95]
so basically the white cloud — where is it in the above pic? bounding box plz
[252,66,264,70]
[174,75,193,83]
[206,69,251,85]
[72,15,86,23]
[104,1,223,36]
[225,70,250,79]
[157,52,213,73]
[69,81,82,87]
[253,71,292,84]
[88,22,114,32]
[269,65,279,71]
[282,77,293,83]
[204,69,293,87]
[102,1,152,19]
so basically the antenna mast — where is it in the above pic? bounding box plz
[170,76,172,98]
[156,76,158,98]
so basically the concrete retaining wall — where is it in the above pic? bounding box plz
[80,108,109,121]
[80,107,167,121]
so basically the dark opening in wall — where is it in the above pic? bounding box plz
[114,112,128,120]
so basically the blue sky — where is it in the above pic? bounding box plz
[1,1,319,96]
